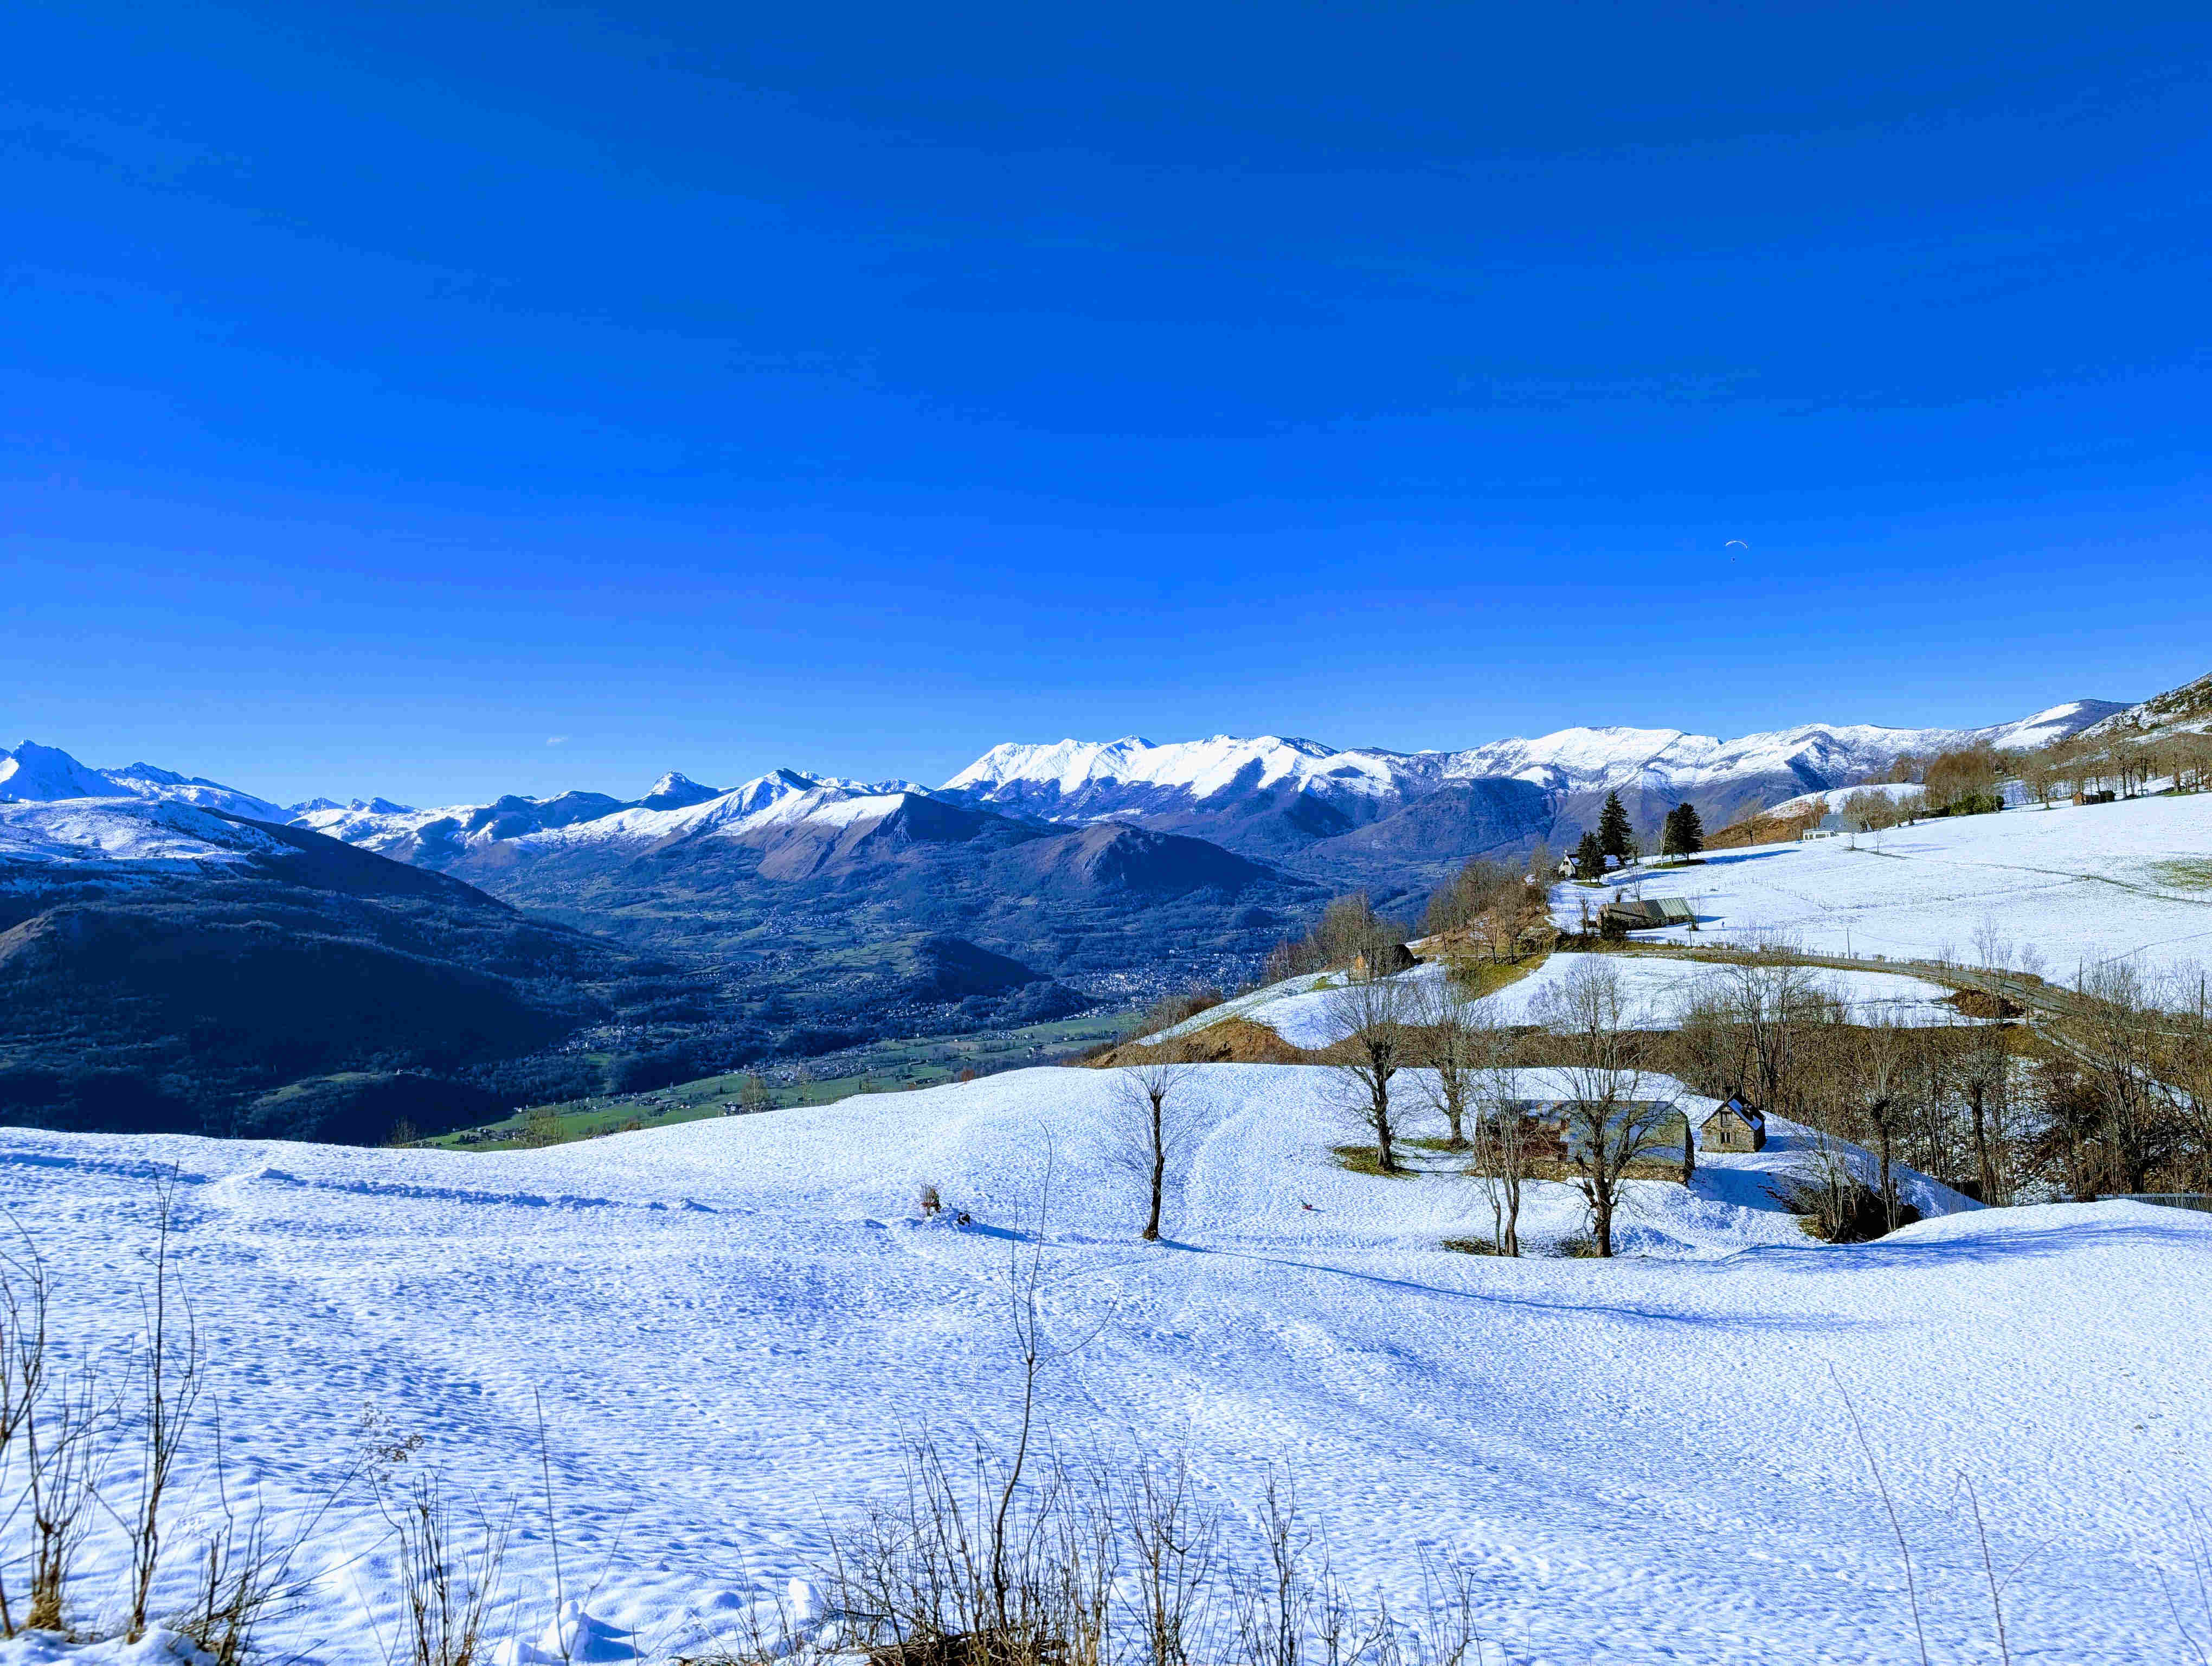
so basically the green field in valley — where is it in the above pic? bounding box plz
[423,1007,1131,1150]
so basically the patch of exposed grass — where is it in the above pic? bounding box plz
[1331,1144,1417,1179]
[1407,1136,1472,1154]
[1444,950,1548,999]
[1441,1236,1501,1255]
[2151,858,2212,892]
[1521,1155,1685,1184]
[1553,1234,1604,1258]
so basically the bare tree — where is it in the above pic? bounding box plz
[1470,1056,1535,1258]
[1712,950,1834,1118]
[1115,1060,1197,1241]
[2062,962,2169,1194]
[1851,1018,1913,1233]
[1534,960,1671,1257]
[1327,970,1417,1174]
[1412,976,1495,1149]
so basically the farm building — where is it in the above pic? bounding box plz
[1700,1098,1766,1152]
[1600,896,1697,932]
[1351,942,1419,977]
[1502,1098,1687,1161]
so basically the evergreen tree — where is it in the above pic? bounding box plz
[1660,801,1705,856]
[1598,791,1632,863]
[1573,830,1606,879]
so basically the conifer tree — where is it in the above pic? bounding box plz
[1598,791,1632,864]
[1573,830,1606,879]
[1660,801,1705,856]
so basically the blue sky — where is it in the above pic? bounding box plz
[5,1,2210,805]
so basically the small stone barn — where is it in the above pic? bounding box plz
[1600,896,1696,932]
[1351,942,1419,978]
[1699,1098,1766,1153]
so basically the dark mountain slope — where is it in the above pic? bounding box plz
[1287,779,1557,892]
[426,794,1319,1042]
[0,810,634,1142]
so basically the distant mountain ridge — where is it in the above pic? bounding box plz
[0,741,286,819]
[0,684,2151,1141]
[4,693,2130,890]
[931,700,2126,882]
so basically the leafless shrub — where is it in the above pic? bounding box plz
[823,1439,1499,1666]
[0,1229,52,1637]
[174,1418,354,1665]
[374,1469,514,1666]
[117,1175,205,1639]
[24,1350,111,1632]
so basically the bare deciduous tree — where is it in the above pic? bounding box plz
[2062,962,2166,1194]
[1714,951,1832,1119]
[1115,1060,1197,1241]
[1327,970,1416,1174]
[1850,1018,1913,1233]
[1412,977,1496,1150]
[1534,960,1671,1257]
[1470,1058,1535,1258]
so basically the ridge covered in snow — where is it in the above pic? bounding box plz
[0,797,297,873]
[2081,669,2212,740]
[940,700,2126,824]
[0,741,287,821]
[0,688,2134,873]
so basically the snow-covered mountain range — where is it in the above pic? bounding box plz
[1,694,2128,882]
[946,701,2118,825]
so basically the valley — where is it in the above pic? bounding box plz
[0,680,2188,1150]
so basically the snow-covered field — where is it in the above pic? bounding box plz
[1577,792,2212,982]
[3,1068,2203,1665]
[1187,955,1960,1049]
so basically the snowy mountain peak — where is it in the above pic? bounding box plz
[0,740,133,803]
[0,742,285,819]
[641,771,726,810]
[944,733,1396,808]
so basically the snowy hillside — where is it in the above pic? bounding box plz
[2081,668,2212,740]
[0,1070,2197,1664]
[1563,791,2212,983]
[0,797,296,873]
[0,741,284,819]
[1153,952,1962,1049]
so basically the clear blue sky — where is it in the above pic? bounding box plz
[5,1,2209,806]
